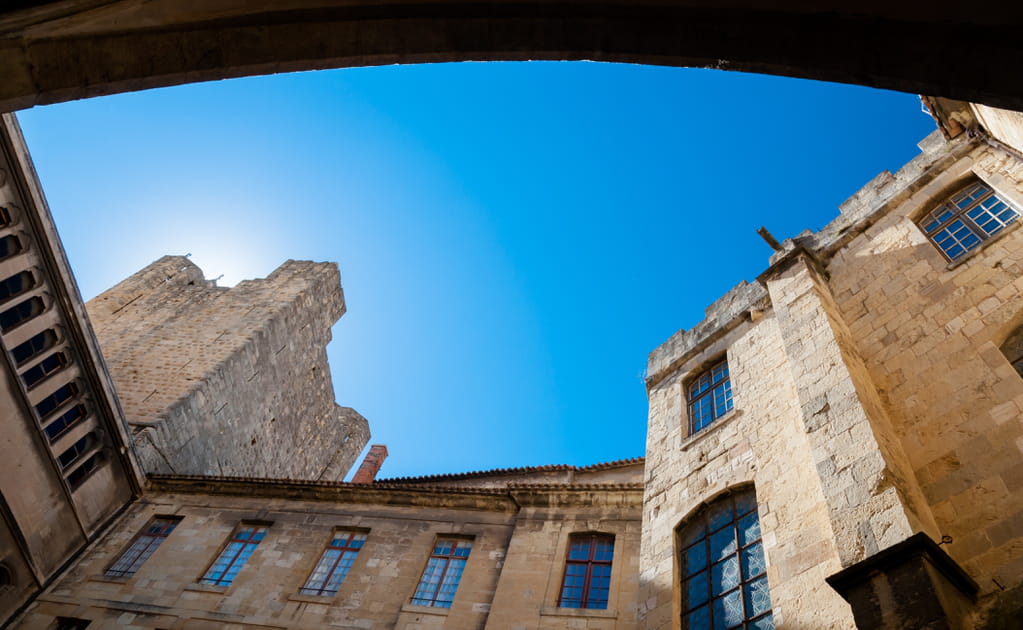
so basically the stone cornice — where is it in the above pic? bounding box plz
[148,474,644,512]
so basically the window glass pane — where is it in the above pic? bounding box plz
[713,589,744,629]
[734,491,756,517]
[711,557,740,596]
[680,521,707,547]
[593,540,614,562]
[568,541,590,560]
[741,542,767,579]
[707,502,734,534]
[684,542,708,576]
[686,570,709,608]
[738,512,761,547]
[749,612,775,630]
[687,604,711,630]
[744,576,773,618]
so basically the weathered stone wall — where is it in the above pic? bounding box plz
[87,256,369,480]
[13,471,643,630]
[640,125,1023,628]
[641,289,857,629]
[820,135,1023,621]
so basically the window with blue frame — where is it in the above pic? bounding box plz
[300,530,368,596]
[558,533,614,609]
[687,359,733,434]
[918,181,1019,262]
[199,523,269,587]
[410,538,472,608]
[679,488,773,630]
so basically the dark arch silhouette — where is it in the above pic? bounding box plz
[0,1,1022,112]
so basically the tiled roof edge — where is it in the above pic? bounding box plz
[373,456,645,484]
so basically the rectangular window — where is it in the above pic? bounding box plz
[688,359,733,434]
[57,432,96,470]
[0,296,44,332]
[200,523,268,587]
[0,270,34,303]
[66,451,103,488]
[43,404,87,442]
[919,181,1020,261]
[0,234,22,260]
[410,538,472,608]
[105,517,181,578]
[11,329,57,366]
[300,530,367,596]
[21,352,67,389]
[559,534,614,609]
[34,381,78,419]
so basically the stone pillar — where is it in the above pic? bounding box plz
[762,249,938,564]
[763,248,981,628]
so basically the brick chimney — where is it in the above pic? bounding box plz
[351,444,388,483]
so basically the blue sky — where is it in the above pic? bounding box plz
[16,62,937,479]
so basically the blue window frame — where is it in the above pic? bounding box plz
[200,523,268,586]
[411,538,472,608]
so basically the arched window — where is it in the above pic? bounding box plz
[678,487,773,629]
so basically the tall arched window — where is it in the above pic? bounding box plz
[678,487,773,629]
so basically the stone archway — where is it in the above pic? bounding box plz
[1,1,1022,112]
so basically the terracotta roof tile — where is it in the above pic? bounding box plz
[374,456,644,484]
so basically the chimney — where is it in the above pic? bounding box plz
[351,444,388,483]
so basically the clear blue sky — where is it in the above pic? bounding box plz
[16,62,937,480]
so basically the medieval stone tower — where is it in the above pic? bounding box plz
[86,255,369,481]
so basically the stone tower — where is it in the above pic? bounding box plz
[86,255,369,480]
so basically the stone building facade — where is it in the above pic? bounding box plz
[5,99,1023,630]
[641,102,1023,630]
[12,460,644,630]
[86,255,370,481]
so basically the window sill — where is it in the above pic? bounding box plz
[400,602,450,616]
[540,606,617,619]
[288,593,337,604]
[184,583,229,595]
[680,409,743,452]
[87,574,130,584]
[945,219,1021,270]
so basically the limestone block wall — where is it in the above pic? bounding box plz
[640,126,1023,628]
[641,289,857,630]
[87,256,369,480]
[821,137,1023,608]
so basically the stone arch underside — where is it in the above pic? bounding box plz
[1,1,1022,113]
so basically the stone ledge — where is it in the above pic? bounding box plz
[183,582,229,595]
[400,602,450,616]
[679,409,744,452]
[539,606,618,619]
[288,592,337,604]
